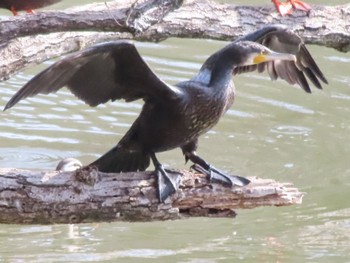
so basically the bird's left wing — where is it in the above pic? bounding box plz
[233,25,328,93]
[4,40,182,110]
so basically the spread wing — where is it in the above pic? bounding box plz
[233,24,328,93]
[5,40,182,110]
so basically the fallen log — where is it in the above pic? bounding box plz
[0,167,303,224]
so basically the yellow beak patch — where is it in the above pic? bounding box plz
[253,54,267,64]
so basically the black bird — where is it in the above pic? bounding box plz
[4,25,327,202]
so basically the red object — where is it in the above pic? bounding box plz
[0,0,61,16]
[272,0,311,15]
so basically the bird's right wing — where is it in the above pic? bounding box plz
[4,40,182,110]
[233,25,328,93]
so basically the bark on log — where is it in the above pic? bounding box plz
[0,0,350,81]
[0,167,303,224]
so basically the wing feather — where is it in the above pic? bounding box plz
[5,41,181,110]
[234,25,328,92]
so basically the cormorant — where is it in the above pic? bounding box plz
[0,0,61,16]
[4,25,327,202]
[272,0,310,15]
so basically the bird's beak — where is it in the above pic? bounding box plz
[253,51,296,64]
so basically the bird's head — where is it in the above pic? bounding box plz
[237,41,296,66]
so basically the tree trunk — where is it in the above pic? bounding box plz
[0,167,303,224]
[0,0,349,80]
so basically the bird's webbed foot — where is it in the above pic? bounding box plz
[151,153,181,202]
[190,163,248,186]
[185,151,250,187]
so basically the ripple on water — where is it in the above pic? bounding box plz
[297,208,350,259]
[36,113,88,121]
[5,112,36,119]
[270,125,312,136]
[98,115,118,122]
[0,147,81,169]
[226,109,255,118]
[0,122,78,132]
[86,126,115,135]
[9,105,35,112]
[326,56,350,63]
[331,92,350,101]
[28,97,57,106]
[144,55,200,72]
[0,132,80,143]
[51,107,68,112]
[60,99,84,106]
[247,95,315,114]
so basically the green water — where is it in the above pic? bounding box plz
[0,1,350,262]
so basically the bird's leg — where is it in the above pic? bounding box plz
[150,153,181,202]
[271,0,292,16]
[289,0,311,12]
[10,6,18,16]
[184,151,250,187]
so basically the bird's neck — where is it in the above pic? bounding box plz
[194,44,242,91]
[208,62,235,90]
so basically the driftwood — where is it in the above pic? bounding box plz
[0,0,350,80]
[0,167,303,224]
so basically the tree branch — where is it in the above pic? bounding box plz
[0,0,349,81]
[0,0,184,43]
[0,168,303,224]
[0,0,349,46]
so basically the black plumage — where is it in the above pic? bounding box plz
[4,25,327,201]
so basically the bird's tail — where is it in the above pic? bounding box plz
[89,145,150,173]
